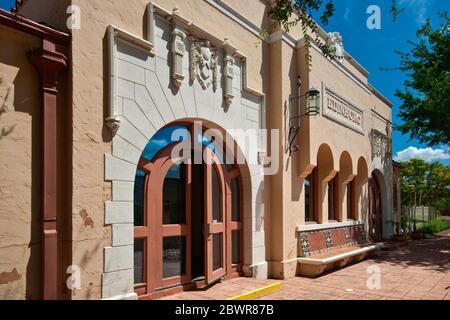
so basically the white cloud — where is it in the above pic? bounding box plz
[394,146,450,162]
[344,7,350,21]
[398,0,428,25]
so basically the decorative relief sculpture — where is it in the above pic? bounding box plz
[326,32,344,61]
[223,38,236,106]
[189,36,218,91]
[162,6,244,106]
[171,27,185,87]
[171,8,186,88]
[371,129,388,159]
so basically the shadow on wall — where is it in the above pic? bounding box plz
[287,47,302,203]
[1,35,72,299]
[102,32,113,144]
[255,182,264,232]
[360,186,369,235]
[0,51,42,299]
[0,79,16,140]
[75,241,102,299]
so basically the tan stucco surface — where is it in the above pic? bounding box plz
[0,26,41,300]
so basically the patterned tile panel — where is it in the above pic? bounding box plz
[331,229,347,247]
[324,230,333,248]
[297,224,368,257]
[309,232,327,252]
[299,233,311,256]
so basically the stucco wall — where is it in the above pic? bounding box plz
[65,0,276,299]
[11,0,395,297]
[0,26,41,300]
[266,29,393,278]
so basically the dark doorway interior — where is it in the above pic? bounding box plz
[369,176,383,242]
[191,163,205,279]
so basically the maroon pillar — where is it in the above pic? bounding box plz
[29,38,67,300]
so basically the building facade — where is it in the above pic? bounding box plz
[0,0,395,300]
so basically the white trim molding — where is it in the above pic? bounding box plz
[371,108,393,126]
[297,243,384,265]
[106,25,154,133]
[296,220,364,232]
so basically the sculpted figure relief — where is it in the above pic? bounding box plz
[372,129,388,159]
[190,37,218,91]
[327,32,344,61]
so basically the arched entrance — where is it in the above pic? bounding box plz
[368,174,383,242]
[133,123,243,299]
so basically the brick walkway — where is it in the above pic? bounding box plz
[160,237,450,300]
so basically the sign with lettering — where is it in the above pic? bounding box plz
[322,83,364,134]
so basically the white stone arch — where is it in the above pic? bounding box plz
[101,20,266,299]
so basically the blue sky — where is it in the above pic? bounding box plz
[0,0,13,12]
[2,0,449,164]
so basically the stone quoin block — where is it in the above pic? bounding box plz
[105,201,134,225]
[104,245,133,273]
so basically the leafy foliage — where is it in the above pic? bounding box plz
[268,0,336,67]
[389,0,404,22]
[420,219,450,235]
[395,13,450,146]
[400,159,450,213]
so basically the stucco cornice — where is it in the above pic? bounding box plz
[368,84,394,108]
[371,108,393,126]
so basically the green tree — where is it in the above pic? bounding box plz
[423,161,450,212]
[395,14,450,147]
[401,159,428,207]
[268,0,336,66]
[400,159,450,230]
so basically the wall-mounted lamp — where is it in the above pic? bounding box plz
[288,87,321,153]
[305,88,320,116]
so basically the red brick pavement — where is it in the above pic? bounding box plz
[159,237,450,300]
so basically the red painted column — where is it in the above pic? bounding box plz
[29,38,67,300]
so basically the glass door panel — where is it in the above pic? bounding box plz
[163,236,186,278]
[162,163,186,225]
[161,161,191,287]
[204,152,226,284]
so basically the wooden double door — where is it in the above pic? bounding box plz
[134,143,242,298]
[369,177,383,242]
